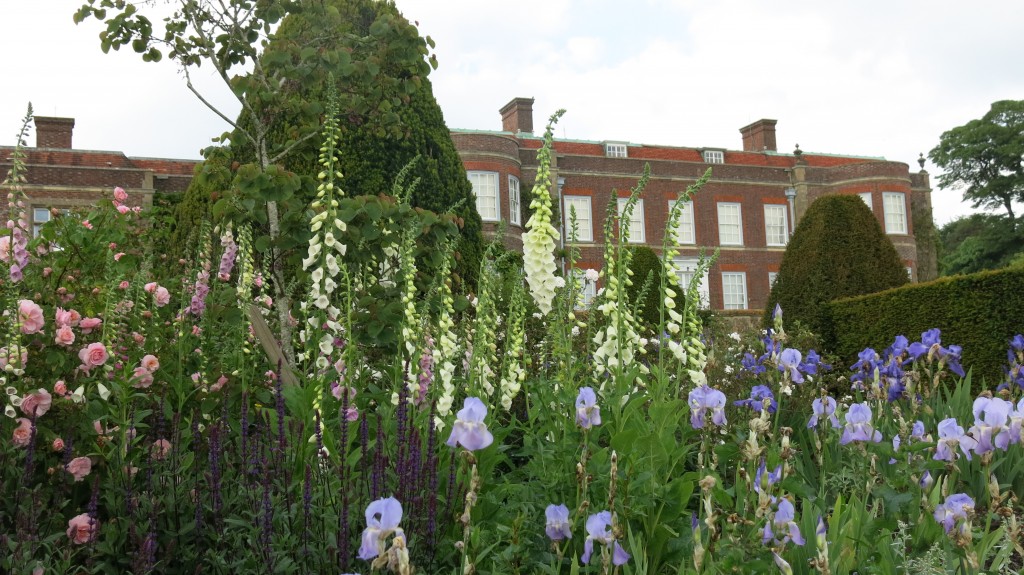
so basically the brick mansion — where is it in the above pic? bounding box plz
[2,99,937,314]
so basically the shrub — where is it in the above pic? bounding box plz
[764,194,908,343]
[828,266,1024,384]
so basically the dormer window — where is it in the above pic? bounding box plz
[604,143,628,158]
[702,149,725,164]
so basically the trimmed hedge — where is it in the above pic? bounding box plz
[764,194,908,343]
[828,267,1024,385]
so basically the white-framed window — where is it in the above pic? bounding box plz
[764,204,788,247]
[674,258,710,309]
[669,200,696,244]
[572,269,598,309]
[605,143,628,158]
[768,271,778,288]
[721,272,748,310]
[703,150,725,164]
[468,171,500,222]
[717,203,743,246]
[906,267,913,281]
[883,192,907,234]
[508,175,521,226]
[563,195,593,242]
[32,207,51,237]
[616,198,645,243]
[859,192,873,211]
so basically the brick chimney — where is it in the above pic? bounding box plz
[739,119,778,152]
[35,117,75,149]
[499,97,535,134]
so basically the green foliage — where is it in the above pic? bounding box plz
[626,245,683,336]
[938,213,1024,275]
[929,100,1024,231]
[765,194,909,344]
[168,146,235,261]
[828,266,1024,384]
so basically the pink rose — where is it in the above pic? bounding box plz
[113,187,128,202]
[55,307,72,327]
[78,342,109,369]
[116,205,130,215]
[81,220,93,230]
[118,281,129,290]
[113,252,125,261]
[154,286,170,307]
[144,282,157,293]
[79,317,102,334]
[54,325,75,346]
[53,380,67,396]
[140,354,160,372]
[20,389,52,417]
[52,437,65,452]
[68,309,82,327]
[66,513,98,544]
[151,439,172,460]
[132,332,145,345]
[131,366,153,388]
[66,456,92,482]
[0,236,10,262]
[18,299,45,334]
[210,375,228,392]
[12,418,32,447]
[43,267,53,277]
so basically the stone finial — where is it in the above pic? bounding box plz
[918,153,926,170]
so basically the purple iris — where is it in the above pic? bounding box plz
[934,417,977,461]
[742,352,766,375]
[920,470,934,491]
[799,349,831,375]
[1010,399,1024,445]
[849,348,880,389]
[1012,334,1024,353]
[544,504,572,541]
[688,385,728,429]
[815,516,827,549]
[885,335,910,361]
[910,420,927,441]
[357,497,404,561]
[754,459,782,493]
[762,499,805,546]
[941,344,966,378]
[807,396,840,429]
[933,493,974,533]
[446,397,494,451]
[778,348,804,383]
[734,385,777,413]
[581,511,630,566]
[839,403,882,445]
[575,387,601,430]
[968,397,1012,455]
[907,328,944,361]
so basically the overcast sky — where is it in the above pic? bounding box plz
[3,1,1023,226]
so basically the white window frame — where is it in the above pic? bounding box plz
[703,150,725,164]
[563,195,593,242]
[616,198,645,243]
[764,204,788,247]
[906,267,913,281]
[717,203,743,246]
[721,272,748,310]
[32,207,51,238]
[768,271,778,288]
[605,143,628,158]
[859,192,873,211]
[883,192,907,234]
[669,200,696,245]
[508,175,521,226]
[468,171,500,222]
[674,258,710,310]
[572,269,598,309]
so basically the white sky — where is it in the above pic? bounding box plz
[3,0,1023,226]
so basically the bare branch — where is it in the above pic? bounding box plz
[269,129,321,165]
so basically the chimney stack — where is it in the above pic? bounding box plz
[499,97,535,134]
[35,117,75,149]
[739,119,777,152]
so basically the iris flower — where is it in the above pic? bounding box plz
[807,396,840,429]
[581,511,630,566]
[777,348,804,383]
[934,417,977,461]
[544,504,572,541]
[762,499,805,547]
[839,402,882,444]
[446,397,494,451]
[575,387,601,429]
[734,385,777,413]
[357,497,404,561]
[688,385,727,429]
[968,397,1012,455]
[933,493,974,533]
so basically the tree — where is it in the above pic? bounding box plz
[75,0,436,359]
[938,213,1024,276]
[929,100,1024,232]
[764,194,909,345]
